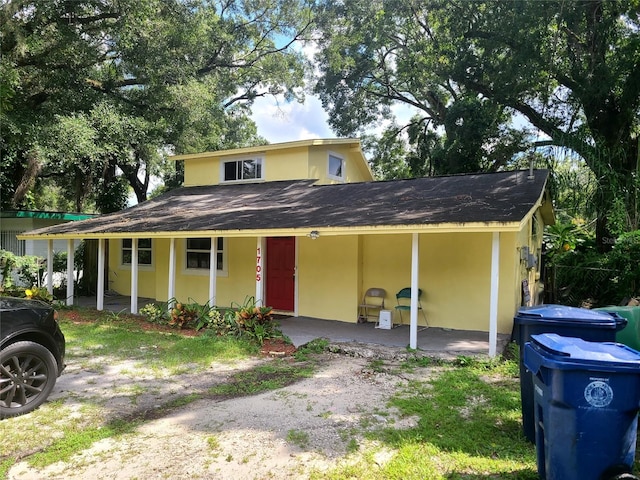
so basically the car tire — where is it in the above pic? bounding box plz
[0,341,58,419]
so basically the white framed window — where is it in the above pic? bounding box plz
[185,237,226,274]
[122,238,153,265]
[327,153,345,181]
[221,156,264,182]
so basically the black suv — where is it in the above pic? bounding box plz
[0,297,66,418]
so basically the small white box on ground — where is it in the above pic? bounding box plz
[377,310,392,329]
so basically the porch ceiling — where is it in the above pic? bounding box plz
[20,169,551,240]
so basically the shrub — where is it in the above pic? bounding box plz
[169,302,199,328]
[25,287,54,303]
[546,229,640,306]
[0,250,43,289]
[138,296,281,345]
[231,296,278,344]
[140,303,169,324]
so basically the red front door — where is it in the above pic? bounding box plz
[266,237,295,311]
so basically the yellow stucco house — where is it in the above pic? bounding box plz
[20,138,554,354]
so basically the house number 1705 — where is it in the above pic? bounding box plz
[256,247,262,282]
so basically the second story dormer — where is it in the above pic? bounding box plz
[172,138,374,186]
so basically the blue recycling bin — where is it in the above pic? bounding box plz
[513,305,627,442]
[524,333,640,480]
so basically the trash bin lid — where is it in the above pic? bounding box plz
[515,305,622,327]
[527,333,640,372]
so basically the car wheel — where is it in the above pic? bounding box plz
[0,341,58,419]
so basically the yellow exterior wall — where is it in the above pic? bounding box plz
[264,147,309,181]
[154,238,256,307]
[308,145,372,184]
[298,235,360,322]
[106,228,534,334]
[107,239,157,299]
[515,212,545,307]
[183,157,218,186]
[182,143,373,187]
[360,232,520,334]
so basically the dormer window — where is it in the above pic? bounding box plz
[328,153,344,181]
[222,156,264,182]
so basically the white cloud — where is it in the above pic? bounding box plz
[250,94,335,143]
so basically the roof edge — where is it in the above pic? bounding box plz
[18,221,524,241]
[171,138,361,161]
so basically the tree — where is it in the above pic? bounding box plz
[313,0,639,247]
[1,0,312,211]
[313,0,529,177]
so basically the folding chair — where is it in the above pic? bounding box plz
[358,288,386,324]
[394,287,428,328]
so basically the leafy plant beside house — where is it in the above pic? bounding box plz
[139,296,282,345]
[139,303,169,325]
[231,296,277,344]
[544,225,640,306]
[0,250,44,291]
[169,301,199,329]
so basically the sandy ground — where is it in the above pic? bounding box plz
[7,351,431,480]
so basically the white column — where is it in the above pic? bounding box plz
[97,239,105,311]
[410,233,419,350]
[489,232,500,357]
[209,237,217,307]
[167,238,176,308]
[130,238,138,314]
[66,239,74,306]
[255,237,265,306]
[46,240,54,294]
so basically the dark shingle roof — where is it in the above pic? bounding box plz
[24,170,550,237]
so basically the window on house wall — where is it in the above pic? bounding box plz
[222,157,263,182]
[186,237,225,271]
[122,238,152,265]
[328,153,344,180]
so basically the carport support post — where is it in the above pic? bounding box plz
[168,238,176,308]
[131,238,138,314]
[410,233,419,350]
[46,240,53,295]
[209,236,217,307]
[66,239,74,306]
[489,232,500,357]
[97,239,105,311]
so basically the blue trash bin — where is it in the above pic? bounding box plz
[524,333,640,480]
[514,305,626,442]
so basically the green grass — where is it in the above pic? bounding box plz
[208,361,315,397]
[60,310,259,371]
[294,338,329,361]
[286,429,310,448]
[311,357,538,480]
[0,308,297,478]
[28,418,135,468]
[2,309,544,480]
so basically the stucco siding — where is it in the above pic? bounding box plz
[360,232,520,334]
[265,147,309,181]
[108,248,157,299]
[298,235,359,322]
[308,145,372,184]
[183,157,218,186]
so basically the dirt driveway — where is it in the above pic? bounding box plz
[7,345,435,480]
